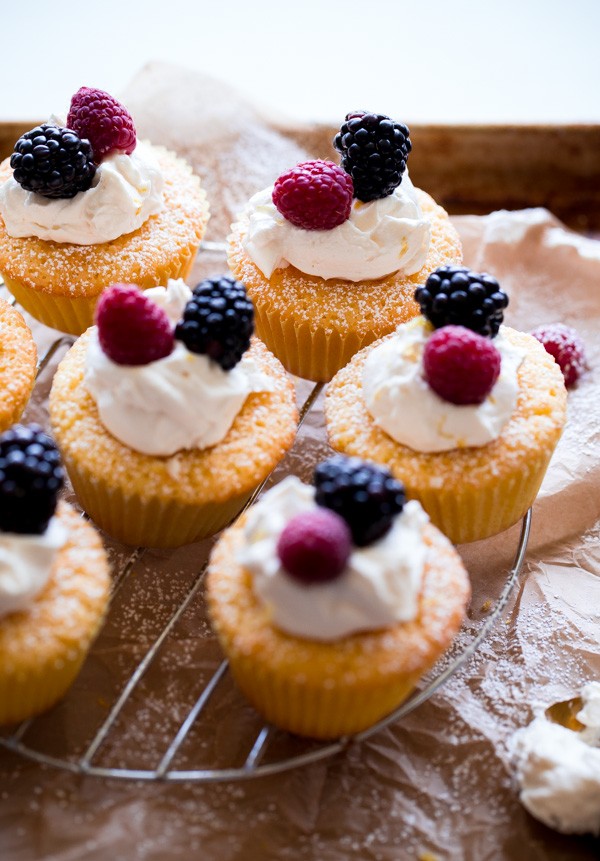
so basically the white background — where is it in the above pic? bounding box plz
[2,0,599,124]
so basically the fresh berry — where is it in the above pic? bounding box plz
[0,424,64,535]
[415,266,508,338]
[175,276,254,371]
[276,508,351,585]
[272,160,354,230]
[530,323,586,388]
[96,284,174,366]
[10,124,96,199]
[67,87,136,160]
[314,455,406,547]
[423,325,501,405]
[333,110,411,202]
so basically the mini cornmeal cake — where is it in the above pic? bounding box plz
[0,87,209,334]
[325,267,567,544]
[207,457,470,739]
[227,111,461,382]
[49,278,298,547]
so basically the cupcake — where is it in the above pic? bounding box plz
[0,424,110,725]
[325,267,568,544]
[49,277,298,548]
[0,298,37,431]
[207,456,471,739]
[227,110,462,382]
[0,87,209,335]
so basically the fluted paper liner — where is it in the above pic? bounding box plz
[65,455,255,548]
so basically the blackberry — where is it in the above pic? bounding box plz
[415,266,509,338]
[10,124,96,199]
[333,110,411,202]
[0,424,64,535]
[175,276,254,371]
[314,455,406,547]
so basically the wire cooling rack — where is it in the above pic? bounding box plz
[0,271,531,782]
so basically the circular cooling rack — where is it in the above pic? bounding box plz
[0,260,531,783]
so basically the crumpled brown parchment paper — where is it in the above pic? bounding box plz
[1,63,600,861]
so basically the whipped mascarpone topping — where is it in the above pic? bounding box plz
[362,318,525,453]
[0,517,68,619]
[510,682,600,835]
[236,476,429,641]
[0,139,164,245]
[241,170,430,282]
[84,280,274,457]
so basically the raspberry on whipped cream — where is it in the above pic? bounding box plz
[272,160,354,231]
[67,87,137,160]
[96,284,174,366]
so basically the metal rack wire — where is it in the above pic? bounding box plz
[0,275,531,782]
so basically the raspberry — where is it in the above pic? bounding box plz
[0,424,64,535]
[175,276,254,371]
[10,124,96,199]
[96,284,174,366]
[276,508,351,585]
[314,455,406,547]
[272,160,354,230]
[415,266,509,338]
[67,87,136,160]
[333,110,411,202]
[530,323,586,388]
[423,325,501,405]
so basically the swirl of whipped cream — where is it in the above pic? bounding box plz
[510,682,600,835]
[0,517,68,619]
[0,140,163,245]
[84,280,274,457]
[362,318,526,453]
[240,170,430,282]
[236,476,429,641]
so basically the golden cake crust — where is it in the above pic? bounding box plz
[0,298,37,431]
[325,326,567,543]
[49,333,298,507]
[227,188,462,338]
[208,517,470,685]
[0,144,209,297]
[0,501,110,724]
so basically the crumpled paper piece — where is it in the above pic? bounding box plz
[120,62,310,244]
